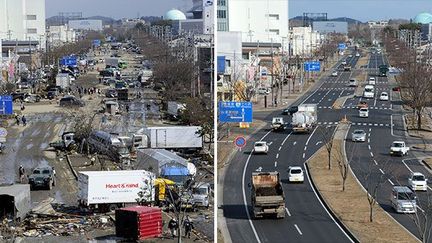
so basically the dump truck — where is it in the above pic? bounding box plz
[291,104,317,133]
[251,172,285,219]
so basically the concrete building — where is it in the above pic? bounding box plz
[47,25,76,46]
[68,20,103,31]
[290,27,322,57]
[225,0,289,47]
[312,21,348,35]
[0,0,46,48]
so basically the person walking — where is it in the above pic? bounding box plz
[168,218,178,239]
[183,216,194,239]
[19,165,26,183]
[21,115,27,126]
[15,114,20,126]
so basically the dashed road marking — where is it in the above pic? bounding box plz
[373,159,378,165]
[379,168,385,174]
[279,146,282,151]
[370,152,374,157]
[388,179,394,185]
[275,161,277,167]
[276,153,279,159]
[285,207,291,217]
[302,153,305,159]
[294,224,303,235]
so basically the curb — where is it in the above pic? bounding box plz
[422,160,432,170]
[304,162,360,243]
[65,154,78,180]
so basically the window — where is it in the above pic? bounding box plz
[217,10,226,19]
[268,14,279,20]
[27,28,37,34]
[269,29,280,35]
[26,15,37,20]
[217,0,226,6]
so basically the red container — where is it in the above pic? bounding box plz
[115,206,163,240]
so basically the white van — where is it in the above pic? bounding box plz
[391,186,417,213]
[363,85,375,99]
[359,108,369,118]
[349,79,357,87]
[369,77,376,85]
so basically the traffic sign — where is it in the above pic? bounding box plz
[93,39,101,47]
[304,61,320,72]
[60,56,77,66]
[0,95,13,115]
[219,101,253,123]
[234,136,246,148]
[338,43,346,50]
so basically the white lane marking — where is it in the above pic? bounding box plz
[281,132,292,146]
[268,142,273,146]
[275,161,278,167]
[388,179,394,185]
[301,80,328,105]
[256,166,263,172]
[379,169,385,174]
[294,224,303,235]
[373,160,378,165]
[293,141,297,146]
[369,128,371,132]
[279,146,282,151]
[305,126,318,146]
[285,207,291,216]
[368,138,370,143]
[316,141,322,145]
[276,153,279,159]
[241,130,272,243]
[302,153,305,158]
[304,147,307,151]
[368,145,371,150]
[417,205,425,213]
[374,98,377,107]
[370,152,374,157]
[401,159,413,173]
[390,115,394,136]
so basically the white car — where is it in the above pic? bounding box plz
[408,172,428,191]
[380,92,389,101]
[355,53,360,57]
[369,77,376,85]
[254,141,269,154]
[359,108,369,118]
[348,54,353,58]
[288,166,304,183]
[331,71,338,77]
[341,61,347,65]
[351,129,366,142]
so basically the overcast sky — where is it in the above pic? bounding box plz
[45,0,192,19]
[289,0,432,22]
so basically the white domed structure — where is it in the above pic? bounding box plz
[164,9,187,20]
[413,12,432,24]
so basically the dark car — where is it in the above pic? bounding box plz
[392,86,401,92]
[283,106,298,116]
[105,89,118,98]
[59,96,85,107]
[11,92,25,102]
[47,91,56,100]
[99,70,114,77]
[28,166,55,190]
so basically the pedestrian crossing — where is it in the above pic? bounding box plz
[316,121,392,127]
[326,81,388,84]
[318,106,391,110]
[318,87,389,91]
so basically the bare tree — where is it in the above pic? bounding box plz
[320,126,336,170]
[363,163,386,222]
[333,138,356,192]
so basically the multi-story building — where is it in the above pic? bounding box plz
[47,25,77,47]
[0,0,46,48]
[290,27,322,57]
[220,0,289,46]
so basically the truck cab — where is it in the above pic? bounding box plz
[390,141,409,156]
[192,183,211,208]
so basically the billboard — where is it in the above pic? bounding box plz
[68,20,103,31]
[313,21,348,34]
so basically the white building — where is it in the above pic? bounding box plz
[68,20,103,31]
[203,0,214,34]
[290,27,322,57]
[226,0,289,47]
[48,25,76,46]
[0,0,46,48]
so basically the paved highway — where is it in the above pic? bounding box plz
[223,53,360,243]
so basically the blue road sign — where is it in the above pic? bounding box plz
[234,136,247,148]
[338,43,346,50]
[0,95,13,115]
[304,61,321,72]
[217,56,226,74]
[93,39,101,47]
[219,101,253,123]
[60,56,77,66]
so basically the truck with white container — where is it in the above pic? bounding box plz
[77,170,155,212]
[132,126,203,149]
[55,73,71,90]
[291,104,317,133]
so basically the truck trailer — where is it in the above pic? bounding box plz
[132,126,203,149]
[78,170,155,212]
[291,104,317,133]
[251,172,285,219]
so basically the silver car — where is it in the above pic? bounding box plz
[352,129,366,142]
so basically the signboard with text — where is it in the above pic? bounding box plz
[219,101,253,123]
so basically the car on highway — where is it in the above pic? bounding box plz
[379,92,389,101]
[363,85,375,99]
[359,107,369,118]
[288,166,304,183]
[331,71,338,77]
[254,141,269,154]
[392,86,401,92]
[390,141,409,156]
[282,106,298,116]
[368,77,376,85]
[391,186,417,213]
[408,172,428,191]
[351,129,366,142]
[341,61,347,65]
[355,53,360,57]
[28,166,56,190]
[23,94,41,103]
[348,54,353,58]
[349,79,357,87]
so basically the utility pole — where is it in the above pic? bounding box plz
[271,38,275,107]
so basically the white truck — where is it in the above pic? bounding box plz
[77,170,155,212]
[55,73,71,90]
[291,104,317,133]
[390,141,409,156]
[132,126,203,149]
[271,117,285,131]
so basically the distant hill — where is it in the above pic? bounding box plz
[46,15,116,26]
[289,15,363,25]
